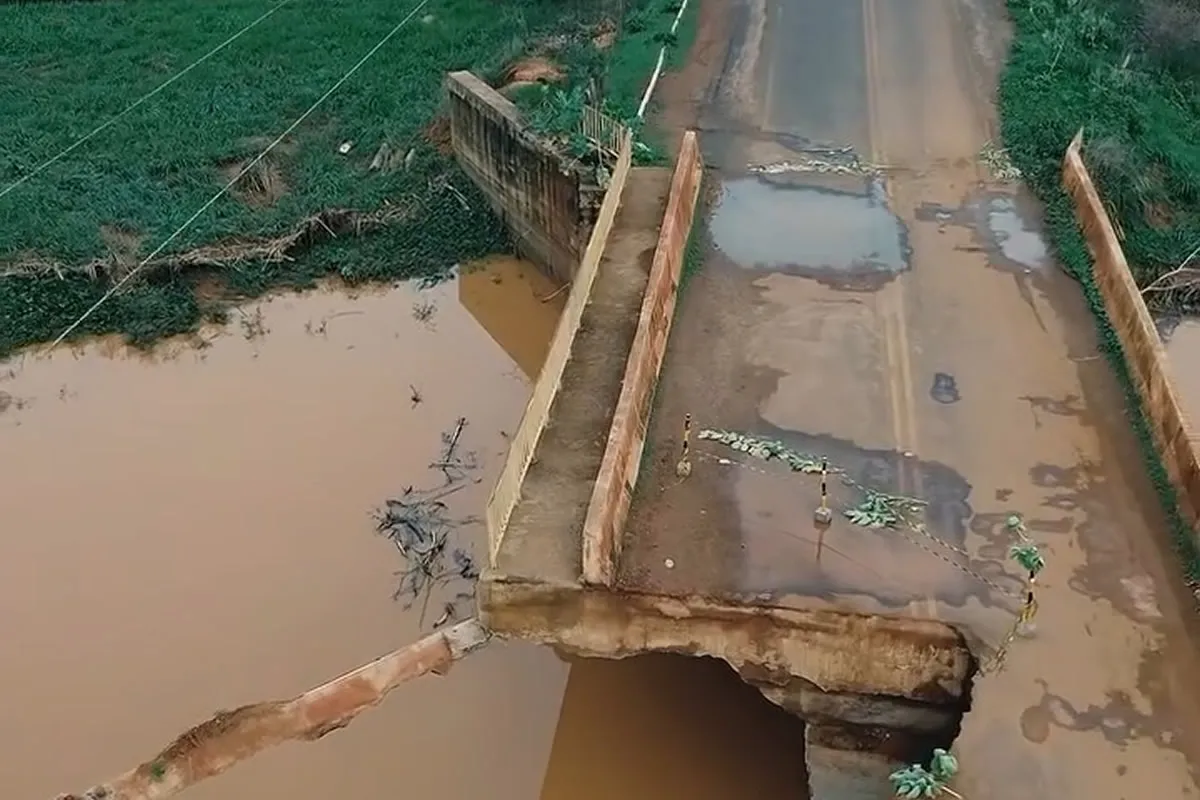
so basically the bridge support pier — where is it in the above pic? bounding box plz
[804,723,901,800]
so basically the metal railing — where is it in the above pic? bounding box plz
[579,105,630,162]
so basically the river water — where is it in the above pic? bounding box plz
[1164,318,1200,428]
[0,257,805,799]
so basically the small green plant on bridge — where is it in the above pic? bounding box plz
[1009,542,1045,582]
[890,748,963,799]
[1005,513,1028,539]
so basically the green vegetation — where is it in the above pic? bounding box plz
[0,0,691,358]
[1000,0,1200,289]
[516,0,698,161]
[1009,543,1045,579]
[999,0,1200,591]
[890,749,962,799]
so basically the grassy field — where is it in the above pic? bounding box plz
[999,0,1200,586]
[1000,0,1200,291]
[0,0,692,357]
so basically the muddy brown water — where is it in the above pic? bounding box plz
[0,256,805,799]
[1164,317,1200,428]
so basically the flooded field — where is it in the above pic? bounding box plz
[0,257,806,800]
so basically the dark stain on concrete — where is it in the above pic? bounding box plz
[1019,393,1087,429]
[1020,665,1186,755]
[931,372,960,404]
[1026,455,1168,628]
[735,421,1021,611]
[916,189,1052,330]
[915,190,1050,274]
[708,173,911,290]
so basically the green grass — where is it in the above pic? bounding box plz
[999,0,1200,590]
[514,0,699,162]
[999,0,1200,287]
[0,0,679,358]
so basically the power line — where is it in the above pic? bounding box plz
[44,0,433,354]
[0,0,297,202]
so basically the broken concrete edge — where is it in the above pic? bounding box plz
[478,572,977,722]
[580,130,705,587]
[1063,133,1200,564]
[483,131,635,568]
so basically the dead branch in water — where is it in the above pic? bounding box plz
[375,417,482,628]
[1139,241,1200,307]
[3,201,415,283]
[54,619,491,800]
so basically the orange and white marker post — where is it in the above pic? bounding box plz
[675,413,693,478]
[1017,586,1039,636]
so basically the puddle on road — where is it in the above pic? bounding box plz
[713,422,1018,630]
[709,174,910,287]
[986,196,1049,270]
[1162,317,1200,427]
[916,191,1049,273]
[0,257,807,799]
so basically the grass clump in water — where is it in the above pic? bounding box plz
[0,0,681,358]
[999,0,1200,592]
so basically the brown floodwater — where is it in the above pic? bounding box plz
[1164,317,1200,427]
[0,257,805,800]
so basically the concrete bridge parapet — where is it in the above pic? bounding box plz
[445,70,603,286]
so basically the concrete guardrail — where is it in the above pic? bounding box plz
[486,132,634,568]
[1062,130,1200,546]
[581,130,704,586]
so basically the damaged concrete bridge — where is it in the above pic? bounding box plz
[50,12,1200,795]
[450,0,1200,792]
[445,71,980,798]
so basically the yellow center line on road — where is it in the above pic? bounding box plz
[762,0,781,133]
[862,0,937,618]
[862,0,906,484]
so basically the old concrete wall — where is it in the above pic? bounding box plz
[445,71,600,285]
[484,133,634,568]
[1062,132,1200,547]
[581,130,704,586]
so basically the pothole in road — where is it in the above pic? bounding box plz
[986,195,1049,271]
[708,174,911,289]
[917,191,1049,273]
